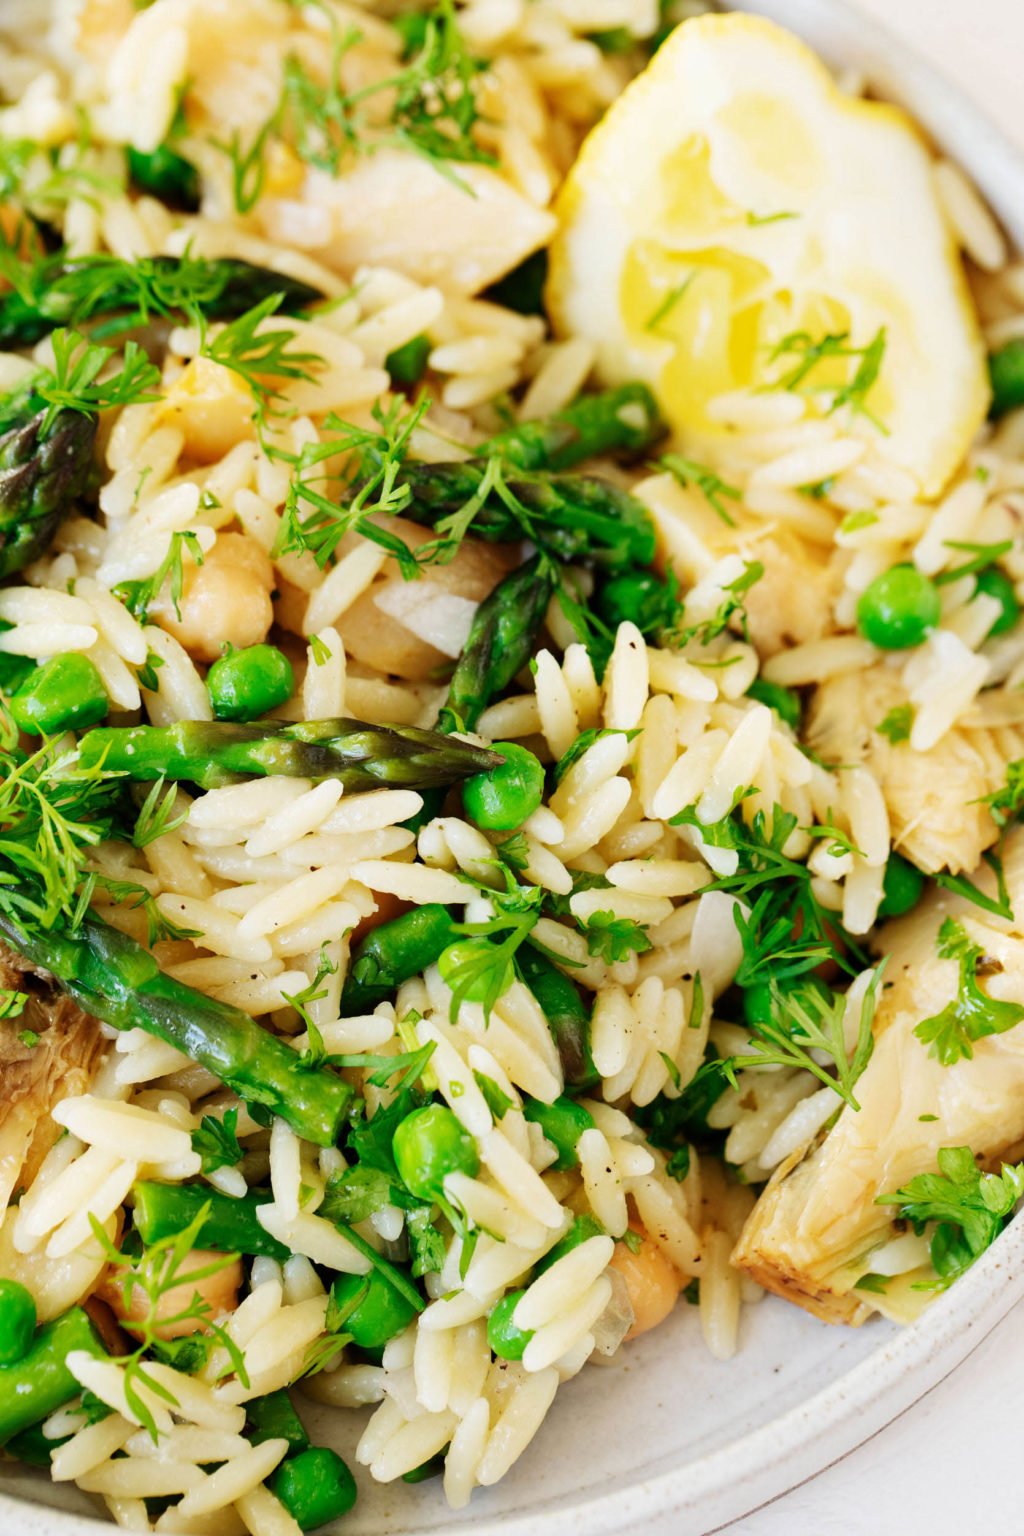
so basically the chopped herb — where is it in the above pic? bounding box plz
[934,851,1013,923]
[805,813,863,860]
[839,509,879,535]
[307,633,332,666]
[877,704,913,744]
[982,759,1024,829]
[582,910,652,964]
[660,452,740,526]
[553,728,638,785]
[746,209,798,225]
[644,275,695,336]
[878,1144,1024,1288]
[673,560,764,648]
[115,530,205,624]
[853,1272,889,1295]
[934,539,1014,586]
[132,777,188,849]
[727,969,882,1111]
[191,1108,243,1175]
[914,918,1024,1065]
[473,1070,513,1120]
[35,329,161,432]
[0,988,28,1020]
[88,1204,247,1438]
[201,293,324,431]
[767,326,887,432]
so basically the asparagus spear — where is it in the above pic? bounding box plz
[133,1182,289,1259]
[517,945,598,1090]
[0,406,96,580]
[0,1308,104,1444]
[0,254,323,349]
[441,554,555,732]
[400,464,657,569]
[480,383,665,471]
[342,904,458,1013]
[0,913,352,1147]
[78,717,502,791]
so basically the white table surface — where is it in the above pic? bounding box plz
[724,3,1024,1533]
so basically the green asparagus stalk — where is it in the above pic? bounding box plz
[517,945,598,1090]
[400,463,656,569]
[441,554,555,732]
[0,1308,104,1444]
[481,383,665,470]
[0,254,323,350]
[78,717,502,791]
[0,913,352,1147]
[0,407,96,579]
[133,1182,288,1259]
[342,904,458,1014]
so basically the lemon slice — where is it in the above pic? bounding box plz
[547,14,989,496]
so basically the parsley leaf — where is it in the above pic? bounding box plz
[191,1108,243,1176]
[914,918,1024,1065]
[115,530,205,624]
[582,909,652,964]
[767,326,888,432]
[982,759,1024,829]
[877,704,914,744]
[878,1144,1024,1288]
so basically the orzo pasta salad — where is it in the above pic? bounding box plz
[2,0,1024,1529]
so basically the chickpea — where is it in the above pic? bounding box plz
[157,532,275,663]
[98,1247,243,1341]
[608,1222,686,1341]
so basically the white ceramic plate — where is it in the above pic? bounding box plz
[4,4,1024,1533]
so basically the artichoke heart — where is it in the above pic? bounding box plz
[733,830,1024,1324]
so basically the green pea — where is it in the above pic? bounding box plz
[329,1271,417,1350]
[11,653,108,736]
[856,564,940,650]
[877,852,925,920]
[269,1446,357,1531]
[534,1213,605,1275]
[402,1452,446,1483]
[438,938,513,1007]
[0,1278,36,1366]
[206,644,294,722]
[522,1095,595,1171]
[974,566,1020,637]
[462,742,544,832]
[746,678,801,731]
[392,1103,479,1202]
[385,333,431,387]
[487,1289,534,1361]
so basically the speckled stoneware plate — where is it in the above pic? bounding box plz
[4,3,1024,1533]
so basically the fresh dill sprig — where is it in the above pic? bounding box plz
[217,0,493,212]
[132,777,188,849]
[35,329,161,431]
[115,530,205,624]
[274,395,428,576]
[89,1205,248,1440]
[200,293,324,431]
[660,453,740,526]
[767,326,888,430]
